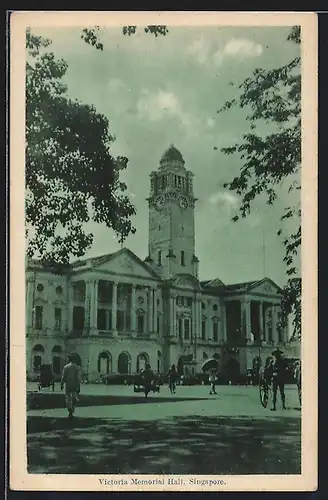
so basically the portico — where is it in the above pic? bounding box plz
[70,277,160,339]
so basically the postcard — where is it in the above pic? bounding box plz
[9,10,317,492]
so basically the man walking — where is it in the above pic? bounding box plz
[167,364,177,394]
[271,348,286,411]
[142,363,154,399]
[61,353,82,419]
[209,369,218,395]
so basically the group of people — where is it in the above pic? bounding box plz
[262,347,297,411]
[59,348,300,419]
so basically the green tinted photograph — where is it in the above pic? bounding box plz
[24,19,304,478]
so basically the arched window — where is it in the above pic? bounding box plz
[136,352,149,373]
[118,352,131,375]
[32,344,45,353]
[98,351,112,375]
[52,345,62,354]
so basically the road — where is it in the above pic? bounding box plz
[27,383,301,475]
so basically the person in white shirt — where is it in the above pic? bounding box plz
[209,369,217,395]
[61,354,82,419]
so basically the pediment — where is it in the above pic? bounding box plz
[172,274,201,290]
[92,249,160,279]
[249,279,282,296]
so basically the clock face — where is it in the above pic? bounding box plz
[155,196,164,210]
[179,197,188,209]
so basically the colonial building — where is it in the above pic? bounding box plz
[26,145,298,382]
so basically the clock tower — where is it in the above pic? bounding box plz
[146,145,199,279]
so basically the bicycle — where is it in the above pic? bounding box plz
[259,373,272,408]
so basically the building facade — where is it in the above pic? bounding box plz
[26,145,300,382]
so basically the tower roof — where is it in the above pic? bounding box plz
[160,144,185,164]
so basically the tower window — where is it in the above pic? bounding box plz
[158,225,161,230]
[158,250,162,267]
[181,251,185,267]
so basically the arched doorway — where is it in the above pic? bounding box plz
[177,357,184,376]
[98,351,112,375]
[32,344,44,372]
[52,345,63,375]
[226,358,240,384]
[118,352,131,374]
[136,353,149,373]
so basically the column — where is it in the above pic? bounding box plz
[197,298,202,340]
[105,309,110,331]
[272,305,277,344]
[221,302,227,342]
[111,281,118,336]
[93,280,99,330]
[84,280,92,332]
[259,301,264,341]
[148,287,153,333]
[131,284,137,331]
[68,283,74,333]
[245,299,251,339]
[45,281,52,333]
[192,299,197,340]
[240,300,244,341]
[89,280,96,331]
[170,295,175,336]
[153,288,158,333]
[26,279,34,328]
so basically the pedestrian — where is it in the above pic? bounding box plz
[142,363,154,399]
[270,348,287,411]
[167,364,177,394]
[60,353,82,419]
[209,369,217,395]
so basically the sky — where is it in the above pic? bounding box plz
[30,25,300,288]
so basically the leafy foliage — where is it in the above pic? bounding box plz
[81,25,168,50]
[217,26,301,337]
[26,28,136,272]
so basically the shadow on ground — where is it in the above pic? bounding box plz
[27,415,301,475]
[27,393,210,410]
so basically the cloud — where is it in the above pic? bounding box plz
[223,38,263,57]
[187,36,211,65]
[209,191,239,212]
[187,36,264,67]
[136,89,200,137]
[108,78,127,93]
[136,89,183,122]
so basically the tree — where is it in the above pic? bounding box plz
[80,25,168,51]
[216,26,301,337]
[26,28,137,273]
